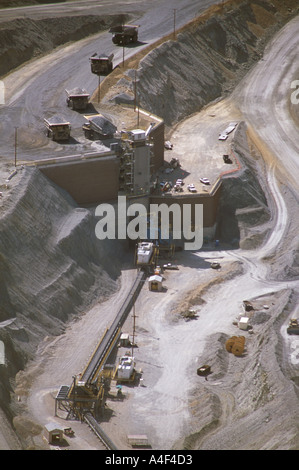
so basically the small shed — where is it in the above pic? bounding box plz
[148,274,163,292]
[238,316,249,331]
[120,333,130,347]
[43,422,64,445]
[127,434,149,448]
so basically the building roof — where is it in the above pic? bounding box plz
[44,422,63,432]
[148,275,163,283]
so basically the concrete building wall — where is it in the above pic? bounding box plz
[149,184,221,229]
[39,156,120,205]
[149,121,164,172]
[133,145,151,195]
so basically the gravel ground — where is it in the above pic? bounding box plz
[0,0,299,451]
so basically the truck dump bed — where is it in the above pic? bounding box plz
[82,114,117,140]
[44,115,71,141]
[89,53,114,75]
[109,24,138,34]
[65,87,89,99]
[65,88,89,110]
[109,24,139,45]
[44,115,70,126]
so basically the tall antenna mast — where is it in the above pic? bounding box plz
[132,302,137,357]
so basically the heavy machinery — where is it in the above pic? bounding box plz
[82,114,117,140]
[197,365,211,377]
[89,53,114,75]
[225,336,245,357]
[287,319,299,335]
[114,353,136,382]
[55,271,146,422]
[223,154,232,164]
[65,88,90,110]
[44,116,71,142]
[169,157,180,169]
[135,241,158,267]
[109,24,139,45]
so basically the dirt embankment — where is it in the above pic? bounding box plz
[137,0,298,126]
[0,12,129,77]
[216,122,272,249]
[177,287,299,450]
[0,0,298,449]
[0,0,64,7]
[101,0,298,128]
[0,167,127,420]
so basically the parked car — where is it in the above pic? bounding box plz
[163,263,179,270]
[164,140,173,150]
[200,178,210,185]
[187,184,197,193]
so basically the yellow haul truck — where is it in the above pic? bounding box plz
[44,116,71,142]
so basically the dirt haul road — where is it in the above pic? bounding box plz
[23,12,299,451]
[102,15,299,450]
[1,0,299,452]
[0,0,222,450]
[0,0,218,161]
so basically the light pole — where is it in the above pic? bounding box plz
[98,74,101,103]
[173,9,176,40]
[14,126,18,167]
[134,70,137,111]
[122,34,125,67]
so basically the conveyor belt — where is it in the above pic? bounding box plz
[81,270,146,384]
[84,412,118,450]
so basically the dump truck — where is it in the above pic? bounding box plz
[109,24,139,45]
[287,319,299,335]
[65,88,90,110]
[44,116,71,142]
[82,114,117,140]
[89,53,114,75]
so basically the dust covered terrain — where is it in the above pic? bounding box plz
[0,0,299,451]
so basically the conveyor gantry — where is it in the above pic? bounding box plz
[55,270,146,420]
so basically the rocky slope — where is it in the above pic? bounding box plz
[178,289,299,450]
[0,12,129,77]
[0,167,126,419]
[0,0,298,448]
[216,122,272,249]
[108,0,299,127]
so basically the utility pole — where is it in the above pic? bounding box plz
[98,75,101,103]
[137,96,140,127]
[122,34,125,67]
[14,127,18,167]
[134,70,137,111]
[131,302,138,357]
[173,9,176,40]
